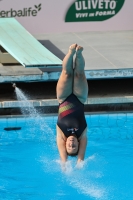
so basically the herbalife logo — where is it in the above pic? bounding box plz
[65,0,125,22]
[0,3,42,18]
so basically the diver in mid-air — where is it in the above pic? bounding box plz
[56,44,88,168]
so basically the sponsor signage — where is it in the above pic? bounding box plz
[0,0,132,34]
[65,0,125,22]
[0,3,41,17]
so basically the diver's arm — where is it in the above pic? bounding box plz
[77,127,87,163]
[56,125,67,163]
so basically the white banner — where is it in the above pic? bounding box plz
[0,0,133,35]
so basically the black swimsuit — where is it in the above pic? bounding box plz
[57,93,87,139]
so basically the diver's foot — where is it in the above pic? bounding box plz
[69,43,77,55]
[76,45,83,55]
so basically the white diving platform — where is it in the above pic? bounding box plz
[0,18,62,68]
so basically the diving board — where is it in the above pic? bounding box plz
[0,18,62,68]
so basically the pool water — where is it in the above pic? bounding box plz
[0,113,133,200]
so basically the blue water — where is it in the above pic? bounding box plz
[0,113,133,200]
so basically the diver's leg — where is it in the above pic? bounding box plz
[56,44,77,103]
[73,46,88,103]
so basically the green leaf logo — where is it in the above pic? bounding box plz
[65,0,125,22]
[34,3,42,11]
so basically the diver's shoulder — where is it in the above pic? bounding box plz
[79,127,88,140]
[56,125,67,141]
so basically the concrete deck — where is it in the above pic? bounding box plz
[0,31,133,83]
[1,96,133,109]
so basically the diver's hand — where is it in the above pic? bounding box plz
[75,160,84,169]
[61,162,66,172]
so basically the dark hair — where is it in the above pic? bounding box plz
[67,147,79,157]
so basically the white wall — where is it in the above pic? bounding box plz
[0,0,133,35]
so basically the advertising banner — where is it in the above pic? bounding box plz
[0,0,133,35]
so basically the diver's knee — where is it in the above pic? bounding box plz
[74,71,85,79]
[63,70,73,78]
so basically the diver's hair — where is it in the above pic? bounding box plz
[67,148,79,157]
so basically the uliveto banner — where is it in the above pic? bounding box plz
[0,0,132,34]
[65,0,125,22]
